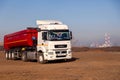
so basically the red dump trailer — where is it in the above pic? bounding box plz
[4,28,37,51]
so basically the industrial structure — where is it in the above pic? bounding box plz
[90,33,112,48]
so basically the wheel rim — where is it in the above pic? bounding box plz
[5,52,8,59]
[12,53,14,59]
[22,54,25,60]
[39,55,43,62]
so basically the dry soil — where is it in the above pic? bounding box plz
[0,51,120,80]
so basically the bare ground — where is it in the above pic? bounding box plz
[0,51,120,80]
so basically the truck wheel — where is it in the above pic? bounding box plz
[5,52,9,60]
[8,52,12,60]
[37,53,46,64]
[12,52,16,60]
[22,52,28,62]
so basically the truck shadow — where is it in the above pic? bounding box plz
[47,57,79,64]
[27,57,79,64]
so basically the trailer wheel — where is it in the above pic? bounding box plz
[12,52,16,60]
[22,51,28,62]
[5,52,9,60]
[37,53,46,64]
[8,52,12,60]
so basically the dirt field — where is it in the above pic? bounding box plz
[0,51,120,80]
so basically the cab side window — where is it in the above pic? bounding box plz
[42,32,47,40]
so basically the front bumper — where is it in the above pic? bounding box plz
[43,49,72,61]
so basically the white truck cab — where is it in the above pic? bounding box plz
[36,20,72,63]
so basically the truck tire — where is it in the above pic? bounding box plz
[12,52,16,60]
[22,51,28,62]
[5,52,9,60]
[8,52,12,60]
[37,53,46,64]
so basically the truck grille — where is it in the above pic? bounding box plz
[55,45,67,48]
[55,51,67,54]
[56,55,66,57]
[55,51,67,57]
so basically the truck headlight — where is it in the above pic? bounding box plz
[68,51,71,54]
[48,52,54,55]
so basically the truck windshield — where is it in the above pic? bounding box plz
[48,30,70,41]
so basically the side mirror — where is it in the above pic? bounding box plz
[42,32,47,40]
[70,31,72,39]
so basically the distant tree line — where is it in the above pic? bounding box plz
[72,46,120,52]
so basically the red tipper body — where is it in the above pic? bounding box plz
[4,29,37,50]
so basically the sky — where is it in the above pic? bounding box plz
[0,0,120,46]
